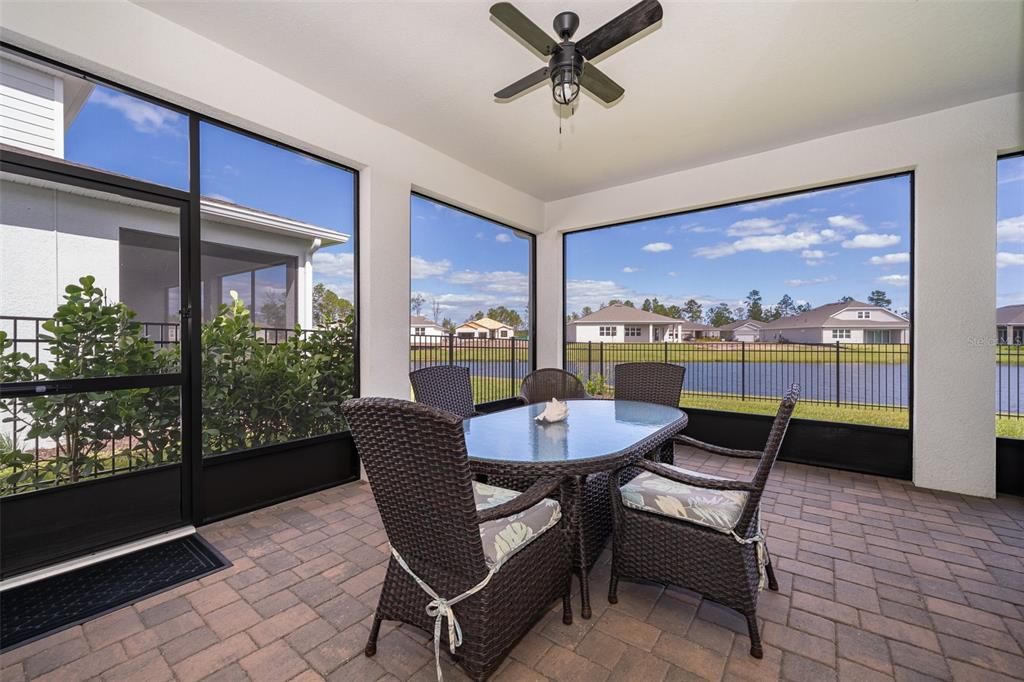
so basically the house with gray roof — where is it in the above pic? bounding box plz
[716,318,766,342]
[997,305,1024,344]
[758,300,909,344]
[566,303,719,343]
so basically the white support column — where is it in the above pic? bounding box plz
[912,149,997,497]
[535,228,563,369]
[358,167,413,399]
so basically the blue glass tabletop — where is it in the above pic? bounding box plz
[464,400,686,466]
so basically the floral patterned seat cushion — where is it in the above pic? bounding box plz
[473,481,562,570]
[620,465,748,533]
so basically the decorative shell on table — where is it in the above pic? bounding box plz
[534,398,569,424]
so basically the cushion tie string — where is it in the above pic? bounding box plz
[729,511,767,591]
[389,546,498,681]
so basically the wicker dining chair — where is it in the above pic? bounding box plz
[613,362,685,408]
[518,368,589,404]
[410,365,478,419]
[341,397,572,681]
[608,385,800,658]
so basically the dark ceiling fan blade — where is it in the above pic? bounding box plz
[579,63,625,103]
[576,0,663,61]
[490,3,556,56]
[494,67,549,100]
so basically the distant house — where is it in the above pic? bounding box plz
[758,301,909,344]
[566,303,719,343]
[997,305,1024,344]
[456,317,515,339]
[717,319,766,343]
[410,315,446,337]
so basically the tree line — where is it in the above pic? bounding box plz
[566,289,897,326]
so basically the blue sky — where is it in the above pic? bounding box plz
[66,84,358,303]
[411,195,531,325]
[998,155,1024,307]
[65,84,1020,323]
[566,175,913,318]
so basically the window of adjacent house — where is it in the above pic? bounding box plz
[832,329,852,339]
[600,326,618,337]
[415,327,426,335]
[625,326,642,337]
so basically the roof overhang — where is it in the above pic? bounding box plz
[201,199,348,247]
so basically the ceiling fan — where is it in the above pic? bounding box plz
[490,0,663,107]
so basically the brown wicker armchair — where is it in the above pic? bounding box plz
[410,365,478,419]
[608,385,799,658]
[613,362,686,463]
[341,397,572,681]
[519,368,588,404]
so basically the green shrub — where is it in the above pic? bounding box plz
[1,278,357,494]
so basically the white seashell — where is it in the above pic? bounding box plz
[535,398,569,423]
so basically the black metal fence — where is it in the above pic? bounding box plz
[565,341,910,411]
[410,334,531,404]
[998,344,1024,419]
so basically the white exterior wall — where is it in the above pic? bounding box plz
[543,93,1021,497]
[0,178,316,327]
[410,324,445,337]
[571,324,627,343]
[0,56,63,157]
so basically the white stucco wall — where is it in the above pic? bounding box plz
[542,93,1021,498]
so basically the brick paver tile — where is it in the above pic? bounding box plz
[594,608,661,651]
[762,622,835,668]
[781,652,838,682]
[304,624,370,675]
[172,632,257,682]
[860,612,941,652]
[937,634,1024,677]
[21,636,90,679]
[33,642,127,682]
[574,628,628,670]
[238,639,307,682]
[536,643,611,682]
[82,608,145,651]
[836,623,892,675]
[887,641,950,679]
[652,631,728,680]
[186,580,241,615]
[101,649,173,682]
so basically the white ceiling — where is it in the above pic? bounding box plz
[137,1,1022,201]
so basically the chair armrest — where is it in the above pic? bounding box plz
[634,459,755,492]
[673,434,763,459]
[514,396,529,405]
[477,476,564,523]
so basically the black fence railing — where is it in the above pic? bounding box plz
[998,343,1024,420]
[1,316,301,379]
[565,341,910,412]
[0,316,325,495]
[410,334,530,405]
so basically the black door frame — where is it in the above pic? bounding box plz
[0,44,361,576]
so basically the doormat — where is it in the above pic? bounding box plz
[0,534,229,652]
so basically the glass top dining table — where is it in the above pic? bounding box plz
[463,399,689,619]
[464,399,689,476]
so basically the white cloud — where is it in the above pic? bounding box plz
[827,215,868,232]
[410,256,452,279]
[687,225,718,234]
[495,233,512,243]
[785,276,837,287]
[842,233,901,249]
[446,269,529,295]
[622,266,640,273]
[692,243,737,259]
[734,230,826,254]
[727,218,785,237]
[801,250,826,259]
[997,252,1024,268]
[642,242,673,253]
[737,194,806,212]
[877,274,910,286]
[868,252,910,265]
[89,87,184,135]
[997,215,1024,243]
[311,251,354,278]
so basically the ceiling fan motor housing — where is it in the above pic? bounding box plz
[553,11,580,40]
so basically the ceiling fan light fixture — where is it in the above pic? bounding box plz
[551,65,580,105]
